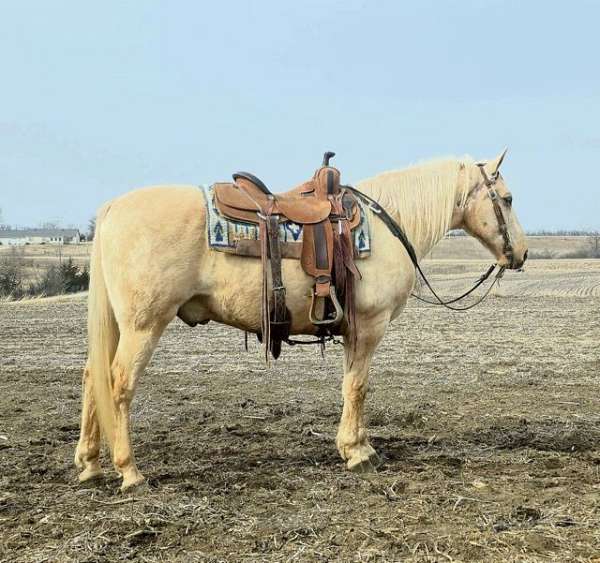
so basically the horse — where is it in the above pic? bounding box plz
[74,150,527,490]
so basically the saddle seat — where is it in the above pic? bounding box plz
[214,170,342,225]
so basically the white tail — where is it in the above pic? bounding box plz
[87,204,120,450]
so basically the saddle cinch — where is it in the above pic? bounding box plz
[213,152,362,359]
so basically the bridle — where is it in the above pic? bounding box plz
[476,162,514,268]
[346,163,515,311]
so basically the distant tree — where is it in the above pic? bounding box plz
[40,221,61,229]
[60,258,89,292]
[589,231,600,258]
[0,247,25,297]
[87,216,96,241]
[27,258,90,296]
[527,229,598,236]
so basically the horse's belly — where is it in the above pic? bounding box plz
[198,255,318,335]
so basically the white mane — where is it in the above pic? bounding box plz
[357,157,475,256]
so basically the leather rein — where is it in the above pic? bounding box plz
[346,163,513,312]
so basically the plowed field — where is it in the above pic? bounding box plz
[1,260,599,562]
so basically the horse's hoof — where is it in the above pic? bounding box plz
[348,457,377,474]
[78,467,104,483]
[121,481,150,495]
[120,472,146,492]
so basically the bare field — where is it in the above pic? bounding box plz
[420,259,600,298]
[429,236,597,260]
[1,261,599,562]
[0,243,91,264]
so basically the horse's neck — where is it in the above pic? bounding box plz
[413,221,453,261]
[408,217,455,261]
[361,175,464,261]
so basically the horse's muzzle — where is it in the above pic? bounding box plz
[510,249,528,270]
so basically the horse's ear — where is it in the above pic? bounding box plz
[490,147,508,174]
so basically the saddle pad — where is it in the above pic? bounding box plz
[201,184,371,258]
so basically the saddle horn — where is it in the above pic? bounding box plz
[322,151,336,166]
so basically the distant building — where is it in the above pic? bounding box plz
[0,228,81,246]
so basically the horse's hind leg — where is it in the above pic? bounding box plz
[336,313,388,473]
[74,362,103,481]
[110,325,165,490]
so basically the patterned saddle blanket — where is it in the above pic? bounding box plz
[201,184,371,259]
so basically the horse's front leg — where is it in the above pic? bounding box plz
[336,314,388,473]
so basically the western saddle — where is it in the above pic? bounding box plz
[213,152,361,359]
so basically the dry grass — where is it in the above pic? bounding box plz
[0,292,85,305]
[0,243,91,286]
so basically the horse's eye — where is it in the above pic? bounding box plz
[503,195,513,207]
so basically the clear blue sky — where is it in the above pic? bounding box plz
[1,1,598,231]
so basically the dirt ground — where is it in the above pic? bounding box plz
[1,260,599,562]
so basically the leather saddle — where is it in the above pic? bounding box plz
[215,173,332,224]
[213,152,361,359]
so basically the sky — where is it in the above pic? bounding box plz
[0,0,598,231]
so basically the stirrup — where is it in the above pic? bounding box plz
[309,286,344,326]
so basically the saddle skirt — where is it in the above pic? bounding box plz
[201,184,372,259]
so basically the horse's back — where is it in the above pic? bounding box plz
[104,184,204,225]
[101,184,206,243]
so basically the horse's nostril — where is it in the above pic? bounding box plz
[523,250,528,263]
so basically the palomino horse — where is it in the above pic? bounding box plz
[75,150,527,490]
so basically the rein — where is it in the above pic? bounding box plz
[346,166,510,312]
